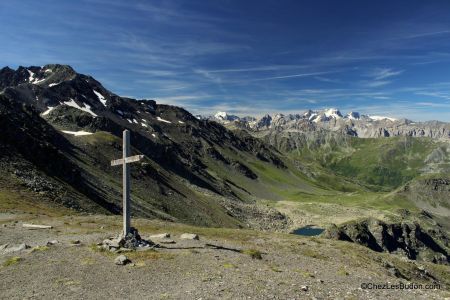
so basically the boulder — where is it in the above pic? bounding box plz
[180,233,199,240]
[114,255,130,265]
[70,240,81,245]
[103,238,122,249]
[150,233,170,239]
[17,243,30,251]
[4,243,30,253]
[22,224,52,229]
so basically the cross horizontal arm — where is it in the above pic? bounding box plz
[111,154,144,166]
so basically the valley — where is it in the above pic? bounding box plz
[0,64,449,297]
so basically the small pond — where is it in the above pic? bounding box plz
[292,225,324,236]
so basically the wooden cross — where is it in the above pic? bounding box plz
[111,130,144,235]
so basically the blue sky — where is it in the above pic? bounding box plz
[2,0,450,121]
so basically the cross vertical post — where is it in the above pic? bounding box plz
[111,130,144,237]
[122,129,131,236]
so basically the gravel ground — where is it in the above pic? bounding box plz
[0,213,448,300]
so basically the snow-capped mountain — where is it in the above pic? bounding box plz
[214,111,240,122]
[208,108,449,139]
[346,111,361,120]
[209,108,397,127]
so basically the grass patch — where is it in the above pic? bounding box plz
[31,245,49,253]
[241,248,263,260]
[2,256,22,267]
[294,269,315,278]
[89,243,106,252]
[55,278,81,286]
[0,178,73,216]
[269,265,283,272]
[223,263,237,269]
[337,267,349,276]
[301,248,328,260]
[80,257,96,265]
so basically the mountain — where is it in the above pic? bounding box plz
[207,109,450,194]
[1,64,342,230]
[213,111,240,122]
[209,111,255,124]
[0,64,449,267]
[210,109,449,139]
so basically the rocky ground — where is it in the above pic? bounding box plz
[0,213,449,299]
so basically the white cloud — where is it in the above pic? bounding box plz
[368,68,404,80]
[363,80,391,88]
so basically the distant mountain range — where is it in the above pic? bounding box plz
[205,108,450,139]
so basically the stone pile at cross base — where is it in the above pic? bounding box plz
[101,227,156,251]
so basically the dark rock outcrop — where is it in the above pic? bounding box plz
[323,218,449,264]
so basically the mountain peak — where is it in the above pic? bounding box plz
[214,111,228,119]
[368,115,397,122]
[347,111,361,120]
[213,111,240,122]
[323,108,343,119]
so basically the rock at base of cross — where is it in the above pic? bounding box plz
[101,227,156,251]
[114,254,130,265]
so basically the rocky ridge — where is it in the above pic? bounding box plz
[208,108,450,140]
[323,217,450,265]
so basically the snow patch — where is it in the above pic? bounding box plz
[49,83,60,87]
[116,110,124,116]
[42,106,55,116]
[151,133,157,138]
[93,90,107,106]
[27,70,46,84]
[141,122,148,128]
[27,70,35,82]
[33,78,46,84]
[127,119,132,123]
[324,108,343,119]
[346,112,361,120]
[369,115,397,122]
[178,120,185,124]
[132,119,138,124]
[215,111,228,119]
[61,130,93,136]
[63,98,97,117]
[214,111,239,122]
[308,113,318,121]
[156,116,171,123]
